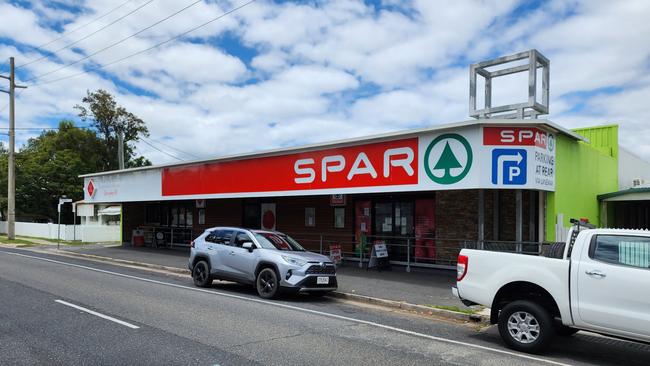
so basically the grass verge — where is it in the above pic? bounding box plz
[0,236,38,247]
[424,305,478,315]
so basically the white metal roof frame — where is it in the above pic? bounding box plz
[79,118,587,178]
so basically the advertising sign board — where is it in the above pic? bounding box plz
[84,124,557,203]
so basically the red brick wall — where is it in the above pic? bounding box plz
[275,196,355,253]
[195,198,243,234]
[121,189,538,256]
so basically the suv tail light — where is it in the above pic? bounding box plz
[457,254,468,281]
[190,240,195,248]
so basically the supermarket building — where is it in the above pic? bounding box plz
[80,119,650,268]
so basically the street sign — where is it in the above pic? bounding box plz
[58,198,72,213]
[491,149,527,185]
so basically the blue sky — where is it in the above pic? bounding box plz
[1,0,649,163]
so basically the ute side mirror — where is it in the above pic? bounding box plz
[242,242,255,252]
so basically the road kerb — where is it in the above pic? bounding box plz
[20,247,488,324]
[327,291,489,324]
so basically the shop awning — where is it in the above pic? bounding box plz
[598,187,650,202]
[98,206,121,216]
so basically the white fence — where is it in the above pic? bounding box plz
[0,221,120,243]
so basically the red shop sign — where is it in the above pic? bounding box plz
[483,127,549,148]
[162,138,418,196]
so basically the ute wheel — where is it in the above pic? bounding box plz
[498,300,555,354]
[192,260,212,288]
[256,268,279,299]
[556,325,579,337]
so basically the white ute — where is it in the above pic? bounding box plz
[453,220,650,353]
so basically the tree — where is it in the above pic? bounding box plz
[75,89,151,170]
[14,120,107,222]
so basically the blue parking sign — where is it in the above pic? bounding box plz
[492,149,527,185]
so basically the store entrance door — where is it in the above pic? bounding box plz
[373,201,414,261]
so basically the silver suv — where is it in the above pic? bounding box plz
[188,227,337,299]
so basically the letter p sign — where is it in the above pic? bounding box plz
[491,149,527,185]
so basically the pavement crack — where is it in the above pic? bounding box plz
[227,332,304,349]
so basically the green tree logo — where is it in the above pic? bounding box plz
[424,133,473,184]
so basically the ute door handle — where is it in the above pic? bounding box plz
[585,270,606,278]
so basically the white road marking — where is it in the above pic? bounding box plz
[3,250,570,366]
[54,299,140,329]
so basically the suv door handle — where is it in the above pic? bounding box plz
[585,270,606,278]
[229,251,236,256]
[207,245,214,250]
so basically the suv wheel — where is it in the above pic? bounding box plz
[256,268,279,299]
[192,260,212,288]
[498,300,554,354]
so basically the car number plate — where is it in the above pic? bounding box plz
[316,276,329,285]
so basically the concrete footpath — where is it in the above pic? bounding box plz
[25,243,485,322]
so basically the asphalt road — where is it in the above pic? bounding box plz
[0,247,648,366]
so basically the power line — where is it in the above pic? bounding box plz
[143,136,202,159]
[139,137,184,161]
[29,0,140,54]
[0,124,202,160]
[26,0,206,83]
[31,0,256,87]
[0,126,93,130]
[19,0,156,69]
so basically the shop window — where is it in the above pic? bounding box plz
[169,204,193,228]
[394,202,414,236]
[179,207,186,226]
[244,203,261,229]
[373,201,414,236]
[145,204,161,224]
[186,209,193,226]
[305,207,316,227]
[374,202,393,235]
[171,207,178,226]
[198,209,205,225]
[334,207,345,228]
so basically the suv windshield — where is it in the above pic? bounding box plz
[253,232,306,251]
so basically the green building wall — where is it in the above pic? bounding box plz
[545,125,619,241]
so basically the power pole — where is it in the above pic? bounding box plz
[117,130,125,170]
[0,57,27,240]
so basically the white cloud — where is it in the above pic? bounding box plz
[0,0,649,166]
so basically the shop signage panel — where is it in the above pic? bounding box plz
[417,127,481,189]
[84,124,557,203]
[84,169,162,202]
[162,138,419,196]
[482,126,555,190]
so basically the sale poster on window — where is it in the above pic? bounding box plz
[415,199,436,260]
[261,203,276,230]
